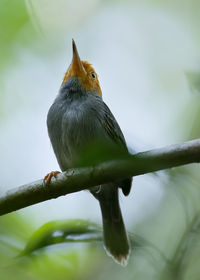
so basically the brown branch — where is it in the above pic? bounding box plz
[0,139,200,216]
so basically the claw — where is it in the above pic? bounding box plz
[43,171,60,185]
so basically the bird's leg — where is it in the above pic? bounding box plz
[90,185,102,200]
[43,171,61,185]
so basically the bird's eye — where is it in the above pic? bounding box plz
[91,72,96,79]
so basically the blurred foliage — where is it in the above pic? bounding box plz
[20,219,102,256]
[182,72,200,140]
[186,72,200,94]
[0,215,105,280]
[0,0,37,69]
[0,0,37,118]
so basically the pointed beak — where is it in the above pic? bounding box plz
[70,39,86,77]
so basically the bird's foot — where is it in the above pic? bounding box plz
[43,171,61,185]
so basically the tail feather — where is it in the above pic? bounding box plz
[97,186,130,266]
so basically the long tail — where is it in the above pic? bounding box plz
[97,185,130,266]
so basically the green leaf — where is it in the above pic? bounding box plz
[20,219,102,256]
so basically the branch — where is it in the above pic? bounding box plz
[1,139,200,216]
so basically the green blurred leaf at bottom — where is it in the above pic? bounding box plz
[20,219,102,256]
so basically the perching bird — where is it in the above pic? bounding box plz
[45,40,132,266]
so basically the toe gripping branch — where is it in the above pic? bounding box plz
[43,171,61,185]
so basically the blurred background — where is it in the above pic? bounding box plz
[1,0,200,279]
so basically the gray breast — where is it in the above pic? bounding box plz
[47,89,104,171]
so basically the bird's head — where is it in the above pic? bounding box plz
[62,40,102,96]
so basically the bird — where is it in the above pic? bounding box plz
[45,40,132,266]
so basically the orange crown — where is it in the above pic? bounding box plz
[62,40,102,96]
